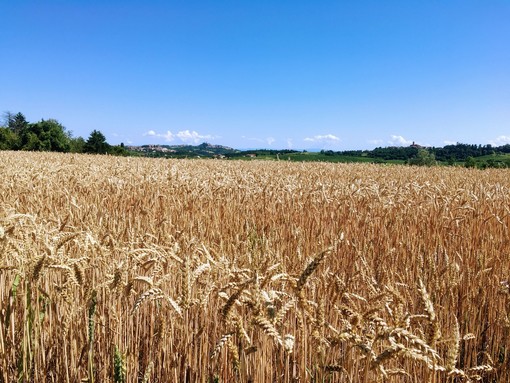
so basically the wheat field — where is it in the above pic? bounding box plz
[0,151,509,382]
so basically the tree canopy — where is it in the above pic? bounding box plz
[0,111,118,155]
[0,113,71,152]
[19,119,71,152]
[84,130,110,154]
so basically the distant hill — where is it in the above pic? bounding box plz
[128,142,240,157]
[124,141,510,168]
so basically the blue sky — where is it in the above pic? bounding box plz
[1,1,509,150]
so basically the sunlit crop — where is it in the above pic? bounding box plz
[1,151,509,382]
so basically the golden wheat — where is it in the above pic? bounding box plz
[0,151,509,382]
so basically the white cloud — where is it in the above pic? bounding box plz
[162,131,174,142]
[266,137,275,145]
[443,140,457,145]
[142,129,213,143]
[368,139,384,145]
[304,134,340,143]
[388,135,413,146]
[287,138,293,149]
[176,129,211,144]
[489,135,510,146]
[143,130,174,142]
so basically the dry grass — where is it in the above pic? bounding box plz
[1,151,509,382]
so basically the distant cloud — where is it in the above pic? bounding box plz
[240,136,276,147]
[304,134,340,143]
[143,129,211,144]
[176,129,212,144]
[388,135,413,146]
[368,139,384,146]
[304,134,340,142]
[240,136,276,146]
[162,131,175,142]
[287,138,293,149]
[489,135,510,146]
[443,140,457,145]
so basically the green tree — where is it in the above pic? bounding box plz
[0,127,19,150]
[24,132,42,151]
[84,130,110,154]
[408,149,436,166]
[110,142,129,156]
[41,119,71,152]
[20,119,70,152]
[69,136,86,153]
[2,111,28,149]
[464,156,476,168]
[7,112,29,136]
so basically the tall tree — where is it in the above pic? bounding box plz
[84,130,110,154]
[8,112,29,135]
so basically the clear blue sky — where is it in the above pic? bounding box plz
[1,1,509,149]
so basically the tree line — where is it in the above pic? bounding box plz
[323,143,510,161]
[322,142,510,168]
[0,112,128,155]
[2,111,510,168]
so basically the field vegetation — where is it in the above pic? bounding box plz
[1,151,509,382]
